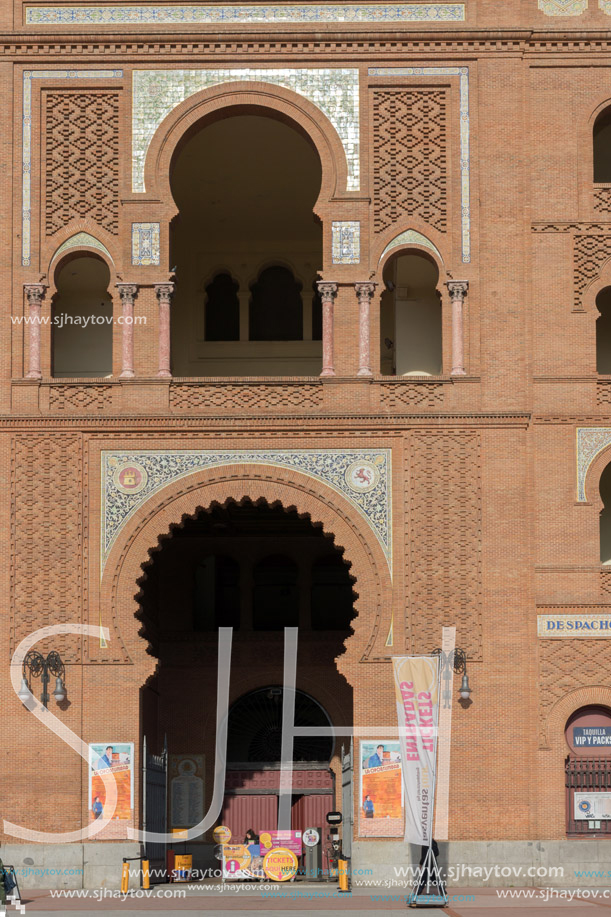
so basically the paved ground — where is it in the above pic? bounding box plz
[5,884,611,917]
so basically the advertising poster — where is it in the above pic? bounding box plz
[259,830,302,856]
[358,740,403,837]
[392,656,441,844]
[170,754,204,829]
[88,742,134,839]
[222,843,265,880]
[574,792,611,820]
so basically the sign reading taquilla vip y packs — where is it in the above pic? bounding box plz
[392,656,440,844]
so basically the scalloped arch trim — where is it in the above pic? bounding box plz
[379,229,443,265]
[51,232,113,266]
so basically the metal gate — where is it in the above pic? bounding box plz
[143,736,168,864]
[341,738,353,858]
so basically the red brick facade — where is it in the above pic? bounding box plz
[4,0,611,877]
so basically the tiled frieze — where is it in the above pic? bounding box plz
[538,0,587,12]
[132,69,360,192]
[380,228,443,264]
[26,4,466,25]
[577,428,611,501]
[131,222,160,266]
[332,221,360,264]
[102,449,392,576]
[51,232,113,264]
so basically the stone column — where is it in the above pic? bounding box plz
[355,282,377,377]
[317,281,338,377]
[24,284,46,380]
[446,280,469,376]
[155,282,174,379]
[116,283,138,379]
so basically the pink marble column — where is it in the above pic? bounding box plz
[316,281,338,377]
[446,280,469,376]
[116,283,138,379]
[155,282,174,379]
[355,282,377,377]
[24,284,46,380]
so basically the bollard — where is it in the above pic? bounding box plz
[338,858,350,893]
[142,859,150,890]
[120,861,129,893]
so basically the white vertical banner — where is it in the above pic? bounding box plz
[434,626,456,840]
[392,655,441,844]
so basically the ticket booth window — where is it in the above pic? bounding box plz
[565,706,611,836]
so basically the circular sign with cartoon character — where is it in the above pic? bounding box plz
[213,825,232,844]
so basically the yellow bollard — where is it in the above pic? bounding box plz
[142,859,150,890]
[120,861,129,893]
[338,858,349,893]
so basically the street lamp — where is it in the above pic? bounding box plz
[18,651,66,708]
[431,648,471,708]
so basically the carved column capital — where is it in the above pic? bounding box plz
[316,281,338,301]
[155,282,175,305]
[24,283,46,305]
[446,280,469,301]
[116,283,138,304]
[354,281,377,302]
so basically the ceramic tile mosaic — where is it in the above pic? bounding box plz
[131,222,160,266]
[132,68,360,192]
[600,0,611,12]
[101,449,392,576]
[332,221,360,264]
[576,428,611,501]
[368,66,470,263]
[52,231,113,264]
[538,0,587,12]
[27,4,466,24]
[380,228,443,264]
[21,70,123,267]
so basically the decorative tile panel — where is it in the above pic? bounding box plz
[21,70,123,267]
[132,69,359,193]
[51,232,113,264]
[131,222,160,266]
[368,67,470,263]
[577,428,611,501]
[538,0,587,13]
[380,229,443,264]
[332,221,360,264]
[101,449,391,576]
[27,4,466,24]
[601,0,611,11]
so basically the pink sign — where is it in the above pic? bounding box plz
[259,830,302,856]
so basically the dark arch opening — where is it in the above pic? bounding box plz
[594,108,611,183]
[51,252,112,378]
[600,462,611,564]
[168,111,323,376]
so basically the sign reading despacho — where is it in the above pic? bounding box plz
[538,614,611,637]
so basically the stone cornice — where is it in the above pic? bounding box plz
[4,30,611,57]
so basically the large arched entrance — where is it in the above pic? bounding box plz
[136,498,355,868]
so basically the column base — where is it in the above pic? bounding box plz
[157,370,172,379]
[320,368,336,377]
[25,371,42,380]
[451,369,467,376]
[119,370,135,379]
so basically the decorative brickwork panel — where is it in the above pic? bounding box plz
[574,235,611,310]
[11,435,83,662]
[594,187,611,216]
[601,571,611,599]
[45,91,119,236]
[49,384,112,412]
[409,432,482,658]
[170,384,323,412]
[373,89,447,235]
[380,383,444,410]
[597,381,611,407]
[540,641,611,744]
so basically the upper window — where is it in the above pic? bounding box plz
[249,266,304,342]
[594,109,611,183]
[204,273,240,341]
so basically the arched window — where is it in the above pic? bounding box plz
[204,273,240,341]
[51,254,112,377]
[597,288,611,373]
[600,463,611,564]
[249,266,303,341]
[311,554,354,630]
[194,554,240,630]
[380,251,442,376]
[594,109,611,183]
[253,554,299,630]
